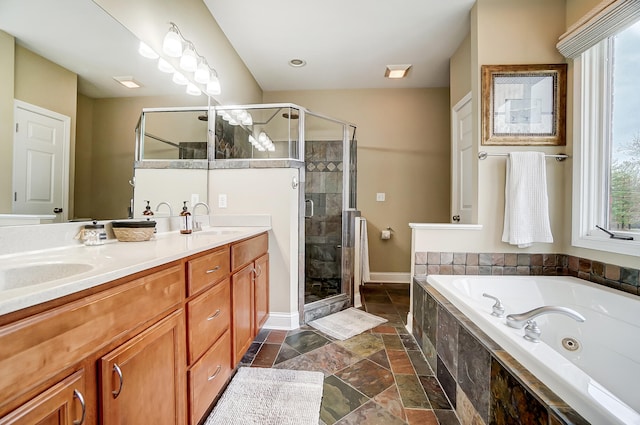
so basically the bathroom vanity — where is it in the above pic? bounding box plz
[0,227,269,425]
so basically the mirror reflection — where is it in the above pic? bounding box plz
[0,0,209,225]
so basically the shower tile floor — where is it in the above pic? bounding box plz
[239,283,461,425]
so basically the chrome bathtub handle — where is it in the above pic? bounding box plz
[482,293,505,318]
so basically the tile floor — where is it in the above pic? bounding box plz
[239,283,461,425]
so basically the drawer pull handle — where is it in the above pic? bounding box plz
[207,309,221,321]
[208,365,222,381]
[73,389,86,425]
[206,266,221,274]
[112,363,124,398]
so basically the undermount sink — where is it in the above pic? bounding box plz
[0,262,94,291]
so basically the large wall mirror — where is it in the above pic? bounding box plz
[0,0,210,224]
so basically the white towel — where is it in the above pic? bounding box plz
[501,152,553,248]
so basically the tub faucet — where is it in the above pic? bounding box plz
[506,306,586,343]
[155,201,173,217]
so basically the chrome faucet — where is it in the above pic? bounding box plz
[506,306,586,343]
[192,202,211,232]
[155,201,173,217]
[192,202,210,215]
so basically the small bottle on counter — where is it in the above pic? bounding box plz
[180,201,192,234]
[142,200,154,216]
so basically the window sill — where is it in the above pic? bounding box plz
[572,234,640,257]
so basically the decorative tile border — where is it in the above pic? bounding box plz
[414,252,639,297]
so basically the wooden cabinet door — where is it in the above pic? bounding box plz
[0,370,85,425]
[253,253,269,334]
[231,264,254,366]
[100,310,186,425]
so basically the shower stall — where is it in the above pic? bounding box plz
[133,103,357,324]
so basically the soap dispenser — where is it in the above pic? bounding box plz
[142,200,154,216]
[180,201,192,234]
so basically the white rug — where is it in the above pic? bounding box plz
[308,307,387,340]
[204,367,324,425]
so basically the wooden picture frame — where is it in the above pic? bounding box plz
[481,64,567,146]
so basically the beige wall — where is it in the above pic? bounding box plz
[0,31,14,214]
[450,32,472,107]
[264,89,451,273]
[75,94,94,218]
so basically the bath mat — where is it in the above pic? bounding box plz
[204,367,324,425]
[308,307,387,340]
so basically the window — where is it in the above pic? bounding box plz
[573,19,640,256]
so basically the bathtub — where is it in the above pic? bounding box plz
[426,274,640,425]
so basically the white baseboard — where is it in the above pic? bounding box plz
[353,292,362,309]
[366,272,411,283]
[263,312,300,330]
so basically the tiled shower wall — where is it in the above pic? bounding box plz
[414,251,640,297]
[304,140,344,294]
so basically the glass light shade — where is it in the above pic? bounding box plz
[179,45,198,72]
[194,63,210,84]
[205,76,221,96]
[258,132,267,143]
[138,42,159,59]
[186,83,201,96]
[241,113,253,126]
[228,118,239,126]
[163,29,183,57]
[157,58,175,73]
[172,71,189,85]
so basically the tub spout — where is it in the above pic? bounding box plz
[506,306,586,329]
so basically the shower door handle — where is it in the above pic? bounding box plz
[305,199,314,218]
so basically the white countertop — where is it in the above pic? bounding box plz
[0,226,270,316]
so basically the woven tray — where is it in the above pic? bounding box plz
[112,227,155,242]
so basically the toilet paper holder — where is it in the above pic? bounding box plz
[381,226,393,240]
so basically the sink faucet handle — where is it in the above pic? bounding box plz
[482,293,505,318]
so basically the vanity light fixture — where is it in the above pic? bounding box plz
[205,72,221,96]
[138,42,159,59]
[162,24,183,57]
[179,43,198,72]
[113,76,142,89]
[157,58,175,73]
[384,64,412,79]
[186,82,202,96]
[172,71,189,85]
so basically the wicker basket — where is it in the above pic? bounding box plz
[111,220,156,242]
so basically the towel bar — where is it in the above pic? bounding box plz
[478,151,569,162]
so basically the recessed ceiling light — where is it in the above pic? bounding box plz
[289,59,306,67]
[113,76,142,89]
[385,64,412,79]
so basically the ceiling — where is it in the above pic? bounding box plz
[0,0,475,98]
[203,0,476,91]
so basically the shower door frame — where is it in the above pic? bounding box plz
[297,107,357,322]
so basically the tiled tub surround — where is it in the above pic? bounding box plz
[414,251,640,297]
[412,278,591,425]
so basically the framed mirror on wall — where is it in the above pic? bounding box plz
[481,63,567,146]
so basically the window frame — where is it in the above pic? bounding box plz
[572,37,640,256]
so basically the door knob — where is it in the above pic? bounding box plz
[452,215,460,222]
[53,207,63,214]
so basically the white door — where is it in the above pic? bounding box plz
[451,93,473,224]
[12,101,70,221]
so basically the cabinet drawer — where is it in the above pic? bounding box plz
[230,233,268,272]
[187,247,230,296]
[0,264,184,411]
[187,279,230,364]
[188,330,231,425]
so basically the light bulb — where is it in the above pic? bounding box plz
[138,42,159,59]
[194,62,210,84]
[258,132,267,143]
[162,28,183,57]
[241,112,253,126]
[205,75,221,96]
[172,71,188,85]
[186,83,201,96]
[248,135,257,146]
[157,58,175,73]
[180,44,198,72]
